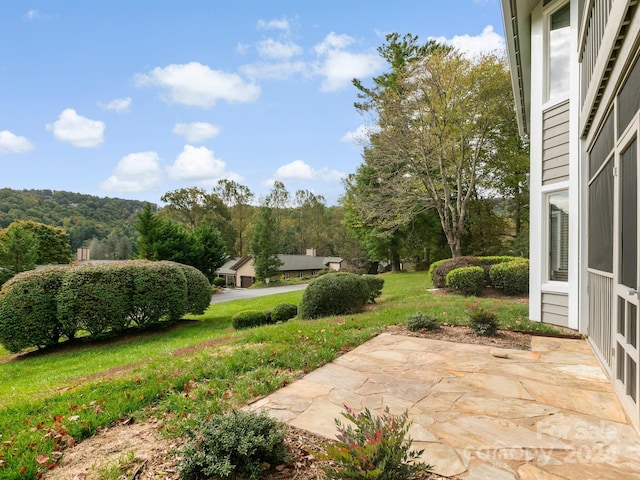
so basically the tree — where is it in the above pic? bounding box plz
[160,187,235,254]
[249,207,283,282]
[0,227,38,273]
[213,179,255,255]
[293,190,329,255]
[188,223,227,282]
[353,33,517,258]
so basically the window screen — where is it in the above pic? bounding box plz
[618,54,640,138]
[589,111,614,179]
[588,161,614,272]
[621,139,638,289]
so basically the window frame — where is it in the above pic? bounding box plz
[544,0,571,106]
[545,188,570,284]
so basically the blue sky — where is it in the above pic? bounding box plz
[0,1,505,205]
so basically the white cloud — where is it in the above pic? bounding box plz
[271,160,345,183]
[313,33,383,91]
[98,97,132,112]
[101,151,162,193]
[431,25,505,58]
[46,108,105,148]
[134,62,260,108]
[341,125,378,145]
[167,145,241,184]
[257,38,303,60]
[236,42,251,55]
[257,18,290,31]
[172,122,221,142]
[0,130,34,155]
[241,61,306,80]
[25,9,39,20]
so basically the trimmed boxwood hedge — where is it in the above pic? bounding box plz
[0,261,211,353]
[0,267,67,353]
[232,310,268,330]
[489,260,529,294]
[298,272,371,320]
[446,266,485,296]
[270,303,298,323]
[362,275,384,303]
[431,256,482,288]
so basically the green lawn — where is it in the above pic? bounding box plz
[0,272,548,479]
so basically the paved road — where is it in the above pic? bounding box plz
[210,284,307,304]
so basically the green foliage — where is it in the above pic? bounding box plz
[477,255,524,265]
[212,277,226,288]
[250,207,283,282]
[298,272,371,319]
[0,267,67,353]
[270,303,298,323]
[232,310,269,330]
[10,220,73,264]
[57,265,134,336]
[322,406,431,480]
[468,303,499,337]
[489,260,529,294]
[174,263,212,315]
[432,256,481,288]
[446,266,485,296]
[178,410,289,480]
[0,225,38,273]
[0,267,13,286]
[362,275,385,303]
[427,258,450,286]
[406,312,439,331]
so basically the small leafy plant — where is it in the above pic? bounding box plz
[406,312,439,331]
[468,303,499,336]
[178,410,290,480]
[322,406,432,480]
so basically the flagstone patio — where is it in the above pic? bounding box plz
[247,333,640,479]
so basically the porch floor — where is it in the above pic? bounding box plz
[247,333,640,479]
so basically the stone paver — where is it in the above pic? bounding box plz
[246,333,640,479]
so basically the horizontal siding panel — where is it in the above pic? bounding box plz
[543,155,571,170]
[543,166,570,184]
[542,303,569,316]
[543,107,570,128]
[543,142,570,160]
[543,123,570,140]
[542,311,570,327]
[542,292,569,307]
[543,131,570,148]
[543,100,570,118]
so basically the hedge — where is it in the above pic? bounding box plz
[489,260,529,294]
[0,261,211,353]
[446,266,485,296]
[0,267,67,353]
[362,275,385,303]
[431,256,482,288]
[298,272,371,320]
[270,303,298,323]
[232,310,269,330]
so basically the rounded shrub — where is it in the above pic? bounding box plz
[298,272,370,320]
[178,410,289,480]
[211,277,226,288]
[0,267,67,353]
[57,264,134,337]
[270,303,298,323]
[362,275,385,303]
[406,312,439,331]
[427,259,450,286]
[446,266,485,296]
[172,263,211,315]
[489,260,529,294]
[0,267,13,287]
[468,304,499,336]
[232,310,268,330]
[431,256,482,288]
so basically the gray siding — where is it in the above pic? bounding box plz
[542,101,570,185]
[542,292,569,327]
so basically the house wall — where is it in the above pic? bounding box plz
[542,100,570,184]
[235,261,256,288]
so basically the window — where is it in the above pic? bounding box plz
[298,271,304,279]
[549,191,569,281]
[548,3,570,101]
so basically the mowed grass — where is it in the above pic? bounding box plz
[0,272,546,479]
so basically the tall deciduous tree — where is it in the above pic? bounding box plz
[213,179,255,255]
[249,206,283,282]
[353,33,516,258]
[0,220,72,271]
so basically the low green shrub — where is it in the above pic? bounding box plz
[232,310,269,330]
[477,255,524,265]
[489,260,529,294]
[0,267,67,353]
[427,258,450,286]
[446,266,485,296]
[431,256,481,288]
[298,272,371,320]
[468,303,499,336]
[321,406,432,480]
[178,410,289,480]
[362,275,385,303]
[0,267,13,286]
[406,312,439,331]
[270,303,298,323]
[212,277,226,288]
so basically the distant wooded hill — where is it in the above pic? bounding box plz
[0,188,152,251]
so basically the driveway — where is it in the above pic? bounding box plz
[210,284,307,304]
